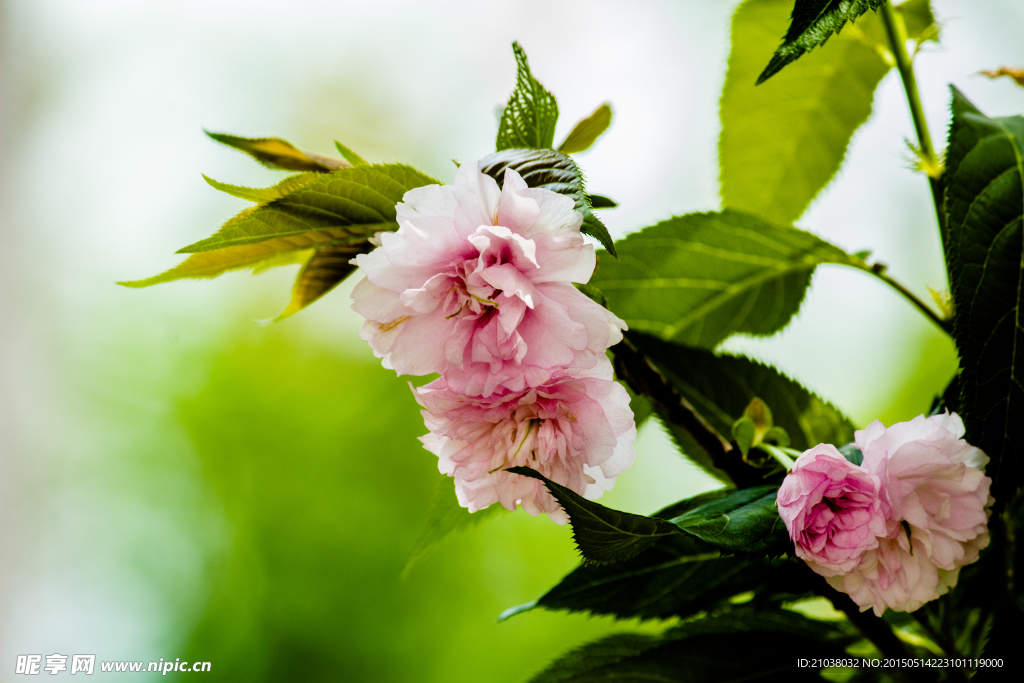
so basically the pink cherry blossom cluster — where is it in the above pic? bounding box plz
[777,413,992,615]
[350,162,636,523]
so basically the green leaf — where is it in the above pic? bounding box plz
[944,87,1024,507]
[587,194,617,209]
[557,103,612,154]
[732,417,756,456]
[180,164,438,253]
[205,131,348,172]
[275,244,367,321]
[121,164,439,292]
[479,148,616,255]
[723,0,891,225]
[756,0,886,84]
[659,418,734,485]
[506,467,679,564]
[334,140,369,166]
[527,607,849,683]
[628,332,855,452]
[496,42,559,152]
[501,491,809,623]
[670,485,790,557]
[202,172,320,204]
[590,210,855,348]
[403,475,504,575]
[897,0,940,46]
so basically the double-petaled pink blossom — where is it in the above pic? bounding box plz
[777,444,889,573]
[351,162,624,397]
[414,362,636,524]
[351,161,635,522]
[779,413,992,615]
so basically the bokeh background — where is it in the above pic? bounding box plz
[2,0,1023,681]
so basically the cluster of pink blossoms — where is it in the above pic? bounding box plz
[778,413,992,615]
[350,162,636,523]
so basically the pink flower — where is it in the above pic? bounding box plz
[351,162,624,397]
[413,360,636,524]
[777,444,889,573]
[825,413,992,615]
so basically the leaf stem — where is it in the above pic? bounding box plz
[850,260,952,335]
[612,335,763,488]
[879,1,947,247]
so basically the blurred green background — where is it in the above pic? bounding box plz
[1,1,1023,681]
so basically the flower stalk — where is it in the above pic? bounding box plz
[880,1,947,247]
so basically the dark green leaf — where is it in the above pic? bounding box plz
[205,131,348,172]
[479,147,615,255]
[625,386,655,431]
[628,332,855,452]
[557,103,612,154]
[838,443,863,466]
[587,194,617,209]
[944,87,1024,507]
[590,211,855,348]
[507,534,808,622]
[756,0,885,84]
[496,42,559,151]
[670,485,789,557]
[659,418,734,485]
[506,467,679,564]
[528,607,848,683]
[723,0,891,225]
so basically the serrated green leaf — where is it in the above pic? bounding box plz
[122,164,439,293]
[557,103,612,154]
[628,332,855,452]
[506,467,679,564]
[180,164,439,253]
[944,87,1024,509]
[590,210,855,348]
[756,0,886,84]
[502,489,810,623]
[527,607,848,683]
[118,231,354,288]
[496,42,559,152]
[670,485,789,557]
[202,172,320,204]
[205,131,348,172]
[403,475,505,575]
[513,541,805,622]
[275,244,368,321]
[334,140,369,166]
[723,0,891,225]
[479,148,616,255]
